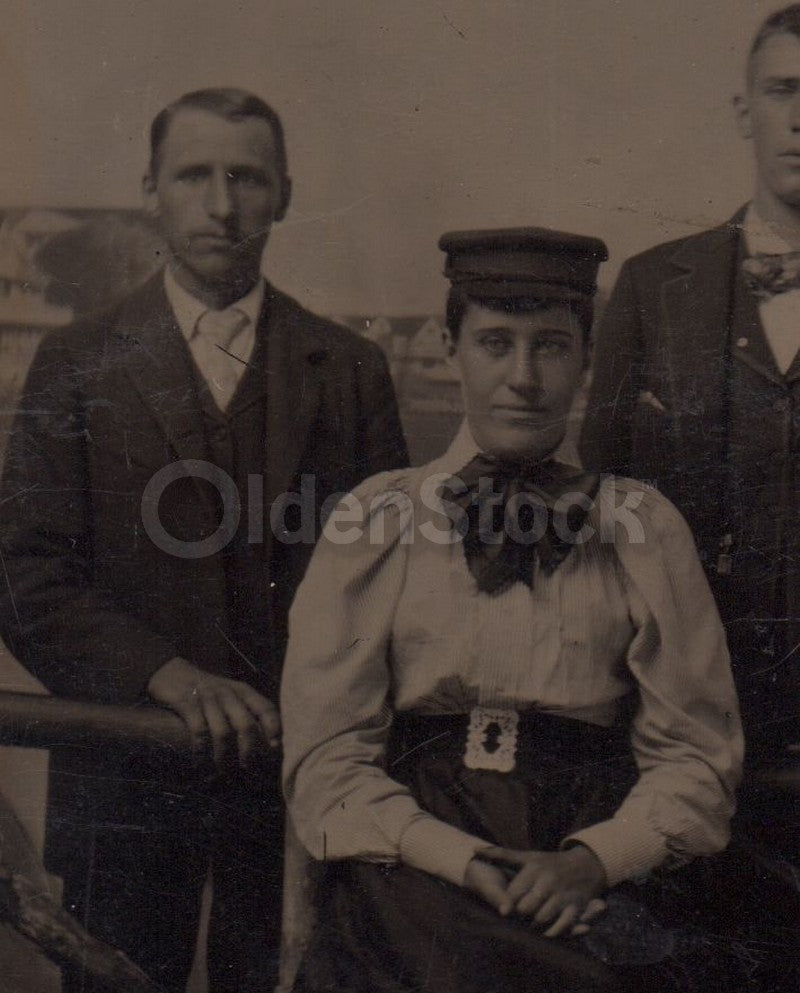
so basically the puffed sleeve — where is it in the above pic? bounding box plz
[281,471,490,887]
[564,481,744,886]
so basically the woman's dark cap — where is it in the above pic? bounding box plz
[439,227,608,302]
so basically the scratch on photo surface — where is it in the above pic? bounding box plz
[56,768,173,787]
[0,484,38,509]
[579,200,728,233]
[388,730,452,769]
[214,342,274,374]
[286,194,378,226]
[438,6,466,39]
[214,622,258,673]
[750,639,800,677]
[422,922,442,988]
[0,545,21,627]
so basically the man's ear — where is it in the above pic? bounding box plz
[275,175,293,222]
[441,326,458,365]
[734,94,753,140]
[142,172,160,219]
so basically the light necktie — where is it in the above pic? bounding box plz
[194,307,249,411]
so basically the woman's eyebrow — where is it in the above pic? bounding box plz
[532,327,575,337]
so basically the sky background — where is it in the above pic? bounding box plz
[0,1,784,315]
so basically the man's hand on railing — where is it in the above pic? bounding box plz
[147,657,281,769]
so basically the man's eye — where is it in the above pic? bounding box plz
[178,168,208,183]
[479,336,510,356]
[534,339,569,356]
[229,170,268,187]
[766,82,797,97]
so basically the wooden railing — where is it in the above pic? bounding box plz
[0,690,192,753]
[0,689,796,788]
[0,692,197,992]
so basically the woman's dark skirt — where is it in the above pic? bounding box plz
[294,711,799,993]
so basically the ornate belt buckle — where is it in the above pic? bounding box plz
[464,706,519,772]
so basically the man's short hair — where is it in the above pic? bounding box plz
[748,4,800,83]
[149,87,288,179]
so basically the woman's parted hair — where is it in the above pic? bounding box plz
[445,286,593,343]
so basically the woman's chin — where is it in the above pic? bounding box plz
[473,424,565,464]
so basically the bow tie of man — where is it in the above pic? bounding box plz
[742,251,800,301]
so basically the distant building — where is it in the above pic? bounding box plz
[0,211,78,327]
[404,316,459,386]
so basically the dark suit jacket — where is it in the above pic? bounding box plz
[580,210,800,756]
[580,211,745,565]
[0,272,408,708]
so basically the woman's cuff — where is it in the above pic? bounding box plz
[399,814,488,886]
[561,817,668,888]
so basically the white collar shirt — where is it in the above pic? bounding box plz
[743,202,800,375]
[163,267,264,409]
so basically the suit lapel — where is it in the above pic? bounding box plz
[261,287,329,508]
[659,213,742,473]
[116,273,209,463]
[730,267,785,385]
[226,312,271,418]
[785,347,800,383]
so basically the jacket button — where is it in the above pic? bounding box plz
[773,398,789,413]
[212,425,230,442]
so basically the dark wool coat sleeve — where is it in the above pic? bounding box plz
[0,322,180,702]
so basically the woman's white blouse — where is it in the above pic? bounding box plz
[281,425,744,890]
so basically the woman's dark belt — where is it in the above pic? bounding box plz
[390,706,631,775]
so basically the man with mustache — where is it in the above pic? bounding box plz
[581,8,800,853]
[0,88,407,992]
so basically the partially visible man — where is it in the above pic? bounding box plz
[0,88,407,992]
[581,8,800,814]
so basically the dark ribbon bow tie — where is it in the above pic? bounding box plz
[444,454,600,595]
[742,251,800,301]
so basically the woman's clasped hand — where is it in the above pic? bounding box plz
[465,844,607,937]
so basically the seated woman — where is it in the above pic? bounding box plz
[280,228,751,992]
